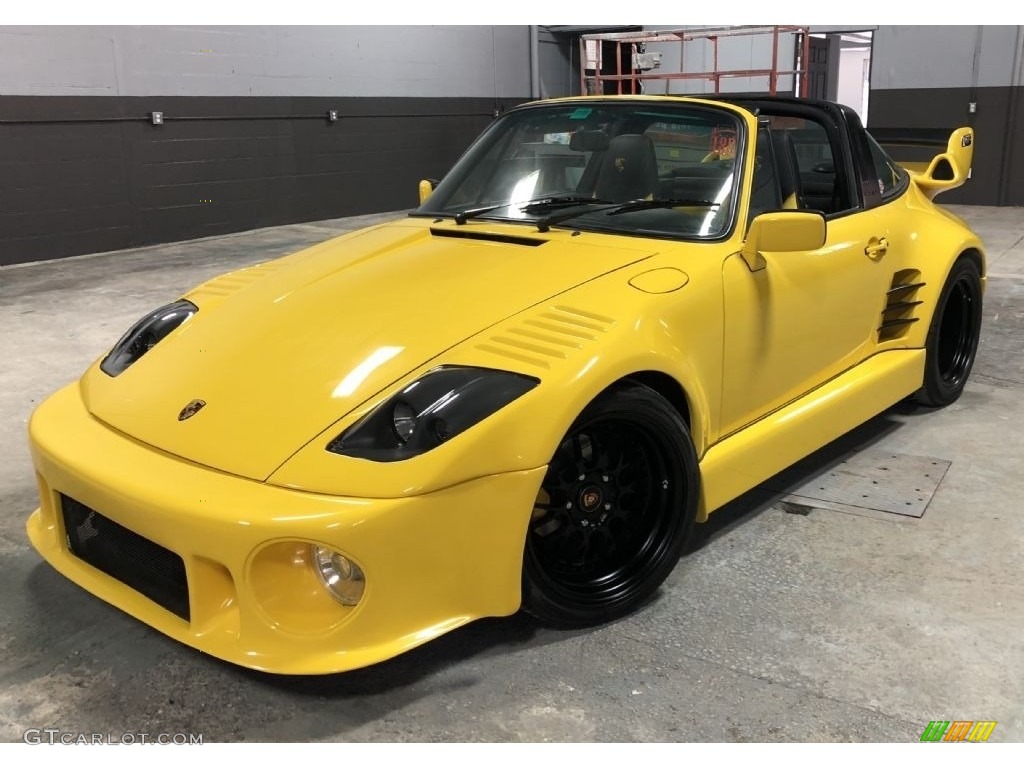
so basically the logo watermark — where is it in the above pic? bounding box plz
[920,721,997,742]
[23,729,203,745]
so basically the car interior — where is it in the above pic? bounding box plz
[451,103,852,240]
[515,133,830,206]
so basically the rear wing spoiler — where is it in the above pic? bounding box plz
[869,127,975,200]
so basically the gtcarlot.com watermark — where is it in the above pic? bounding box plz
[23,728,203,745]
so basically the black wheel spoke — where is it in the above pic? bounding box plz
[571,433,585,465]
[525,392,695,620]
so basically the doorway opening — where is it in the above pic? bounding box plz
[802,31,873,123]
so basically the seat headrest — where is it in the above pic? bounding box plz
[569,130,610,152]
[595,133,659,203]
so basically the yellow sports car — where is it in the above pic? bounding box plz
[26,95,984,674]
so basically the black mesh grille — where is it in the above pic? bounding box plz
[60,494,190,621]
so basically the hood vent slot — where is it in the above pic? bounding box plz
[475,305,614,370]
[429,228,546,247]
[879,269,926,341]
[190,261,278,301]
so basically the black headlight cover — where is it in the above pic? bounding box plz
[100,299,198,377]
[328,366,539,462]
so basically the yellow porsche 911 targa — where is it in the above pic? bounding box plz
[27,95,984,674]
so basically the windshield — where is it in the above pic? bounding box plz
[414,101,744,240]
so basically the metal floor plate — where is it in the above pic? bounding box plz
[766,448,951,519]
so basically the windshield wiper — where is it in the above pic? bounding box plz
[451,196,609,225]
[534,198,721,232]
[604,198,720,216]
[519,195,613,213]
[453,203,508,225]
[534,200,627,232]
[452,195,705,231]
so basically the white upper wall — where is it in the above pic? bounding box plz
[8,25,1020,102]
[871,26,1022,90]
[635,25,1023,96]
[0,25,533,98]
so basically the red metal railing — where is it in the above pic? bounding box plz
[579,25,811,97]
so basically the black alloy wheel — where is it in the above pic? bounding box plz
[916,257,983,406]
[522,382,698,627]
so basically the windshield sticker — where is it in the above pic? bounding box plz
[568,108,593,120]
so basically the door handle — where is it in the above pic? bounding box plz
[865,237,889,259]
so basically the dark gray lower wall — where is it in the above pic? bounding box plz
[0,96,525,266]
[868,85,1024,206]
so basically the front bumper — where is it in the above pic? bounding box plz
[27,383,545,674]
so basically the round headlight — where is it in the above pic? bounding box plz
[311,545,365,606]
[391,401,417,443]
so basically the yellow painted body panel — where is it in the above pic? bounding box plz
[28,383,544,674]
[915,127,975,200]
[720,210,893,435]
[628,267,689,293]
[699,349,925,516]
[887,127,974,199]
[25,95,987,673]
[81,220,656,482]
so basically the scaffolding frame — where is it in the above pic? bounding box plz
[579,25,811,97]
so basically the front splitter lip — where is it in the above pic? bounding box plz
[26,382,546,675]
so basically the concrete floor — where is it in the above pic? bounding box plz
[1,206,1022,742]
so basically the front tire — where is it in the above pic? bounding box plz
[522,382,699,627]
[915,257,983,407]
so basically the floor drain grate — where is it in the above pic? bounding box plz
[766,449,951,519]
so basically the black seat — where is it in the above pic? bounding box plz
[594,134,659,202]
[771,130,804,209]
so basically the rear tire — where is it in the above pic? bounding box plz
[522,382,698,627]
[915,257,983,407]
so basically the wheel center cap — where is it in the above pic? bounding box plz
[578,485,603,513]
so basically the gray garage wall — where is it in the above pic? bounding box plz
[538,27,580,99]
[6,25,1022,265]
[0,26,532,98]
[868,25,1024,205]
[0,26,538,265]
[870,26,1018,91]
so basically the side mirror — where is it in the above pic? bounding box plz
[418,178,440,205]
[741,211,826,272]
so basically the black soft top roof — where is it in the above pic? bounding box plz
[693,93,858,120]
[693,93,836,110]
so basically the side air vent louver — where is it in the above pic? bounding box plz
[879,269,926,342]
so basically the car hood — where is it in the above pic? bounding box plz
[82,220,655,481]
